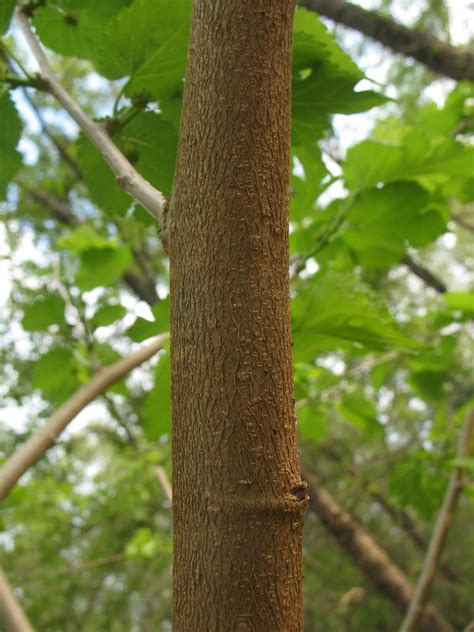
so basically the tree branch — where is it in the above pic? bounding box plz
[15,8,167,231]
[299,0,474,82]
[0,567,35,632]
[0,333,169,502]
[452,213,474,235]
[304,472,453,632]
[155,465,173,503]
[402,255,447,294]
[400,408,474,632]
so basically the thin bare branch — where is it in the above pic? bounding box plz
[452,213,474,235]
[402,255,447,294]
[0,567,35,632]
[155,465,173,503]
[16,8,167,230]
[0,334,169,502]
[400,408,474,632]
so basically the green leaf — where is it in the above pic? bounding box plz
[76,245,133,291]
[293,8,362,79]
[292,270,419,360]
[292,9,387,146]
[444,292,474,316]
[127,298,170,342]
[77,111,178,214]
[290,146,329,224]
[339,395,383,435]
[22,295,65,332]
[32,348,78,402]
[91,304,127,328]
[342,182,447,267]
[120,112,178,195]
[96,0,192,100]
[0,92,22,199]
[57,225,119,253]
[142,349,171,440]
[0,0,16,34]
[389,451,446,520]
[409,370,445,401]
[344,132,474,192]
[32,0,131,63]
[297,404,328,442]
[77,134,131,216]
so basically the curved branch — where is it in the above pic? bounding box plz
[400,408,474,632]
[0,568,35,632]
[15,9,167,229]
[0,334,169,502]
[300,0,474,82]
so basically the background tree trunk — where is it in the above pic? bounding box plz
[169,1,307,629]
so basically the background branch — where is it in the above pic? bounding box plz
[300,0,474,81]
[0,334,169,502]
[304,472,453,632]
[400,409,474,632]
[0,567,35,632]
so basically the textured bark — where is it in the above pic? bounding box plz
[169,1,307,629]
[300,0,474,82]
[305,473,453,632]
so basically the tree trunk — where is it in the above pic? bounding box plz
[305,473,453,632]
[169,1,307,630]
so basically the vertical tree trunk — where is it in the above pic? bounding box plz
[169,1,307,629]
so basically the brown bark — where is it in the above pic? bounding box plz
[169,1,307,629]
[300,0,474,82]
[304,473,453,632]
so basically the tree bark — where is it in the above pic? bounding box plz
[300,0,474,82]
[304,473,453,632]
[169,1,307,629]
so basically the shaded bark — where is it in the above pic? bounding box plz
[169,1,307,629]
[300,0,474,82]
[304,473,453,632]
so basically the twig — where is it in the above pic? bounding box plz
[452,213,474,235]
[15,8,167,229]
[0,567,35,632]
[0,333,169,502]
[400,408,474,632]
[155,465,173,503]
[402,255,447,294]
